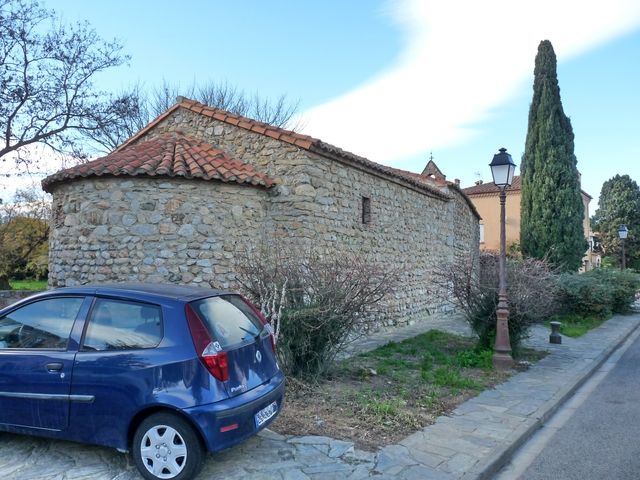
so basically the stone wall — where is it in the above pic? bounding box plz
[49,178,269,289]
[48,107,479,328]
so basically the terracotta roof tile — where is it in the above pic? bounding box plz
[462,175,591,201]
[42,132,274,192]
[212,112,227,122]
[264,129,281,140]
[462,176,522,195]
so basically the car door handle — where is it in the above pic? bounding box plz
[46,362,64,373]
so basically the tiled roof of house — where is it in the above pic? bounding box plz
[117,97,452,201]
[462,175,592,200]
[462,176,522,195]
[42,131,274,192]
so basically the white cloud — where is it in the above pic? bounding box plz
[299,0,640,163]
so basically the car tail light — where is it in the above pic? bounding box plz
[185,304,229,382]
[240,295,277,354]
[220,423,239,433]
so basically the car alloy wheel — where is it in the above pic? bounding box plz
[133,413,204,480]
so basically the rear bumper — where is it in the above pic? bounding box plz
[183,371,285,452]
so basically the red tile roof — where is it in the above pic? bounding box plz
[42,132,274,192]
[462,176,522,195]
[463,176,592,200]
[117,97,452,201]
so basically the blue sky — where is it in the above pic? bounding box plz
[5,0,640,212]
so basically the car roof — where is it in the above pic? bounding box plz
[50,283,233,302]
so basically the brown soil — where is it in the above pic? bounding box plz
[270,369,512,451]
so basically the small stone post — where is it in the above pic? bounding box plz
[549,321,562,344]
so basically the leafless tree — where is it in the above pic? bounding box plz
[435,252,559,352]
[235,242,399,379]
[0,0,131,166]
[88,78,301,153]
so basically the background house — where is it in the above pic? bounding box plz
[43,98,481,330]
[463,176,596,270]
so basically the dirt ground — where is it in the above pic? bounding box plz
[270,369,511,451]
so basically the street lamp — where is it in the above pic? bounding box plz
[618,224,628,270]
[489,148,516,369]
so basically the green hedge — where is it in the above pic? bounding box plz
[556,270,640,318]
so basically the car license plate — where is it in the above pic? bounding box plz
[255,401,278,428]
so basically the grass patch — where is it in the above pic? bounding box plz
[550,313,607,338]
[272,329,543,450]
[8,279,47,290]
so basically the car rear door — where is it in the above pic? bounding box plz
[0,296,88,430]
[189,295,279,397]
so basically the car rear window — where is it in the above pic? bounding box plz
[82,298,163,351]
[189,295,263,349]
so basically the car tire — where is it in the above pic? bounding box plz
[133,412,204,480]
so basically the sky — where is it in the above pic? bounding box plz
[2,0,640,213]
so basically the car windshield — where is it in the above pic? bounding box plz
[189,295,262,349]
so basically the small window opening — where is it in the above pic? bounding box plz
[362,196,371,224]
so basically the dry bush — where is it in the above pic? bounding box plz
[235,243,399,379]
[437,252,559,353]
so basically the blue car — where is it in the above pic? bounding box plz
[0,284,284,480]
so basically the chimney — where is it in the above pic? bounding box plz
[176,95,186,103]
[454,179,460,186]
[475,180,483,186]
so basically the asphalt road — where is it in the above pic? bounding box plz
[498,327,640,480]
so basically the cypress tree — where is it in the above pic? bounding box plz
[520,40,585,271]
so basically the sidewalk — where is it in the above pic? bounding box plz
[1,312,638,479]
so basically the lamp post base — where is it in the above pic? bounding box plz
[492,351,514,369]
[493,296,514,370]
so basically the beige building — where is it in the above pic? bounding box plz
[463,176,596,270]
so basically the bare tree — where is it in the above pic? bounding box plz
[196,81,299,129]
[435,252,559,352]
[235,243,399,379]
[88,78,301,153]
[82,84,149,153]
[0,0,131,165]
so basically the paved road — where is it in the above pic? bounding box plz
[497,325,640,480]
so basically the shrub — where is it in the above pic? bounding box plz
[439,252,559,354]
[556,269,640,318]
[235,243,399,379]
[556,273,614,318]
[605,270,640,313]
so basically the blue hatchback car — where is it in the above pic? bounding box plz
[0,284,285,480]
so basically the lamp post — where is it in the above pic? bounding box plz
[489,148,516,369]
[618,224,628,271]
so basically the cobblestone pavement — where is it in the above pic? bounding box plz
[2,312,638,480]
